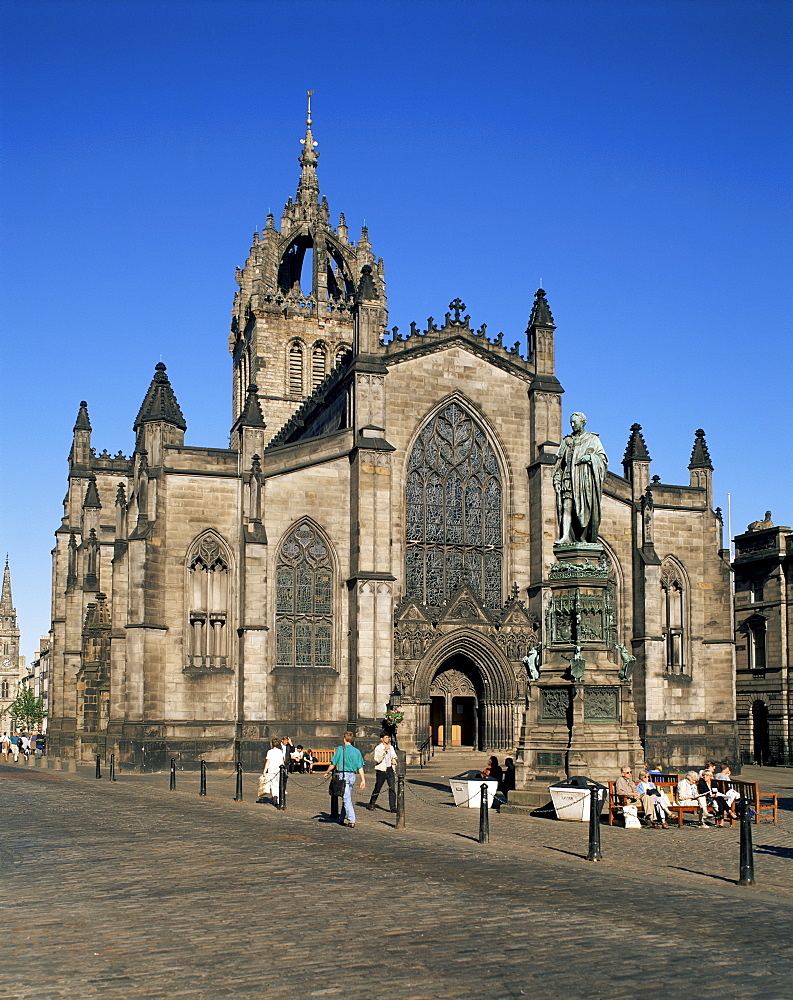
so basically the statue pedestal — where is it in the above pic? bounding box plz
[516,542,644,787]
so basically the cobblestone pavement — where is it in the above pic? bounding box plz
[2,755,791,1000]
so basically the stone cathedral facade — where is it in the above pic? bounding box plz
[46,111,737,773]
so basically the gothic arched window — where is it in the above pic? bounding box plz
[187,534,230,671]
[405,402,503,608]
[288,342,304,396]
[661,561,687,674]
[276,523,333,668]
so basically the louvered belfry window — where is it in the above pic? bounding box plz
[405,402,502,608]
[288,342,304,396]
[311,343,326,389]
[276,524,333,668]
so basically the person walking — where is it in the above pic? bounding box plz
[325,731,366,827]
[10,732,19,762]
[260,738,284,805]
[1,732,10,760]
[366,734,398,813]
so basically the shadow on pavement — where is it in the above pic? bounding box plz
[755,843,793,859]
[407,778,453,793]
[666,865,738,886]
[542,846,587,860]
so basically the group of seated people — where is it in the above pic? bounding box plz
[287,746,317,773]
[616,761,740,829]
[479,755,516,796]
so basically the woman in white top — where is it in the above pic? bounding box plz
[637,770,674,828]
[261,738,284,804]
[677,770,709,826]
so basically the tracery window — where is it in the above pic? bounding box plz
[405,402,502,608]
[276,523,333,668]
[288,342,304,396]
[1,681,8,699]
[187,534,229,670]
[661,562,687,674]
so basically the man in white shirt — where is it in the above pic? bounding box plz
[366,734,398,813]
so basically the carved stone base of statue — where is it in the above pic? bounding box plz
[513,542,644,792]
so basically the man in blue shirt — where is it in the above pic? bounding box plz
[325,731,366,827]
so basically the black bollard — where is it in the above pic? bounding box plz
[233,762,243,802]
[199,760,207,797]
[95,754,102,779]
[109,754,116,782]
[478,782,490,844]
[738,799,756,886]
[395,773,406,829]
[170,757,176,791]
[587,785,603,861]
[278,764,287,810]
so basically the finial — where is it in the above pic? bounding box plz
[307,89,314,126]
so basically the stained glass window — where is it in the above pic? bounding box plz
[405,402,503,607]
[276,523,333,668]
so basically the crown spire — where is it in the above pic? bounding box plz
[297,89,319,206]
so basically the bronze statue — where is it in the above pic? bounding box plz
[553,412,608,544]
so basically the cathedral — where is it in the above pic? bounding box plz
[46,105,737,777]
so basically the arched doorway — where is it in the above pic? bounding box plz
[430,655,481,749]
[752,700,770,765]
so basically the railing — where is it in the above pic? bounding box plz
[418,735,435,768]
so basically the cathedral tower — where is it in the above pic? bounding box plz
[229,92,386,443]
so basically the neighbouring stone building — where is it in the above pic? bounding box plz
[733,512,792,764]
[46,108,737,774]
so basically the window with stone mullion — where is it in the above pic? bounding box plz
[405,403,502,608]
[276,524,333,668]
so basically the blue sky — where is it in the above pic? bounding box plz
[1,0,791,662]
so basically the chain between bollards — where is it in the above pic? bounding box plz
[278,764,287,810]
[169,757,176,791]
[478,782,490,844]
[587,785,603,861]
[233,762,243,802]
[109,753,116,782]
[199,760,207,797]
[738,799,756,886]
[95,754,102,780]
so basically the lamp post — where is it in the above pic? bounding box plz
[386,685,406,830]
[386,685,402,750]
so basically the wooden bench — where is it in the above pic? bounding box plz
[607,775,681,826]
[303,749,334,772]
[714,778,778,825]
[608,774,779,828]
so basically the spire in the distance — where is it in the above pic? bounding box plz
[1,557,13,613]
